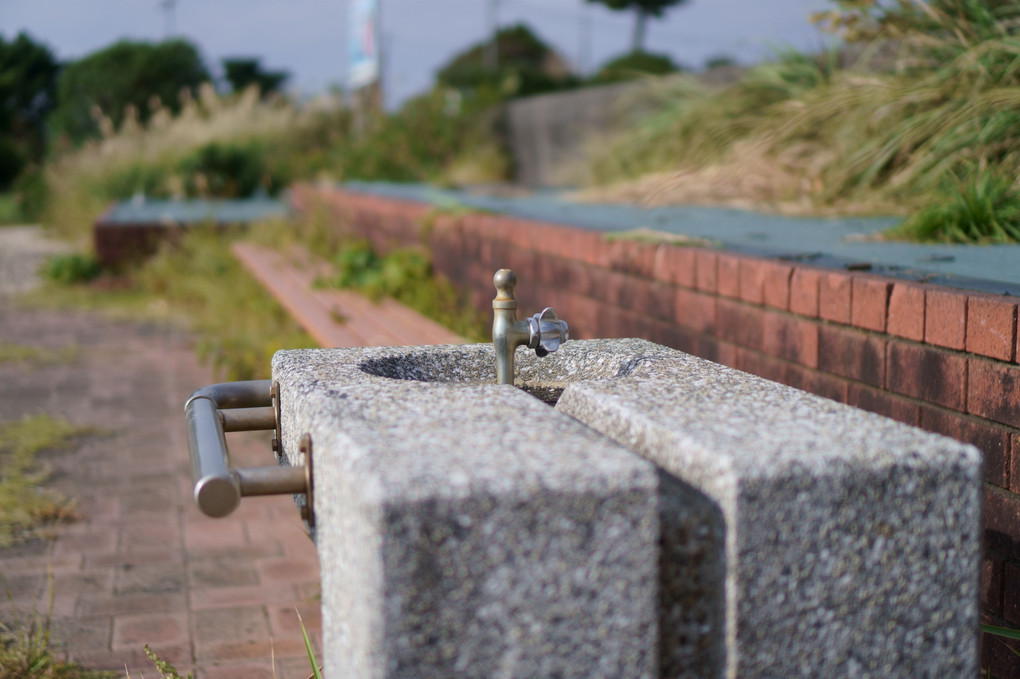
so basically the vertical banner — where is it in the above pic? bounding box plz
[348,0,380,90]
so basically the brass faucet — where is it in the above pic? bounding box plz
[492,269,569,385]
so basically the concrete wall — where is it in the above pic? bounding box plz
[292,183,1020,678]
[504,82,648,186]
[502,68,745,187]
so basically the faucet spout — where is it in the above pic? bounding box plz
[492,269,569,385]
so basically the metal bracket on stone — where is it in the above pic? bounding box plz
[185,379,312,519]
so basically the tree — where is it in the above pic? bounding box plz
[586,0,690,52]
[594,50,679,82]
[436,24,577,98]
[222,58,289,97]
[0,32,59,187]
[49,39,209,144]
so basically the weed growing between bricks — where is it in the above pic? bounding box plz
[0,415,88,548]
[0,344,77,369]
[0,591,116,679]
[0,418,114,679]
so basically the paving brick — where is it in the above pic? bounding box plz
[76,591,189,617]
[694,249,718,292]
[267,603,322,638]
[761,261,793,310]
[256,557,320,585]
[967,295,1018,362]
[71,642,193,675]
[194,605,271,645]
[188,558,261,589]
[52,530,118,556]
[49,616,113,654]
[119,518,181,551]
[789,268,821,317]
[114,562,187,596]
[846,383,920,426]
[184,519,248,554]
[851,276,892,332]
[717,254,741,298]
[276,656,326,679]
[195,639,308,664]
[887,282,926,342]
[674,288,716,334]
[886,340,967,411]
[921,407,1010,488]
[652,245,696,288]
[926,288,968,350]
[198,664,279,679]
[113,612,189,649]
[191,583,306,610]
[762,313,819,368]
[819,272,852,324]
[717,299,765,350]
[968,359,1020,426]
[817,324,886,388]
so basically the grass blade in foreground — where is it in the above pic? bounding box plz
[297,609,323,679]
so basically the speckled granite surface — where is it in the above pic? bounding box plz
[273,338,981,678]
[272,340,678,679]
[556,348,983,678]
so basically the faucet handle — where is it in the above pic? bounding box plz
[528,307,569,357]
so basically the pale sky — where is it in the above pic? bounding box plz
[1,0,834,107]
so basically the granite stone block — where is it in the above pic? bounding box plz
[272,341,680,679]
[555,348,983,678]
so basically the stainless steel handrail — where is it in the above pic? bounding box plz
[185,380,310,519]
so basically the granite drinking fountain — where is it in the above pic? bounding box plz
[186,269,984,678]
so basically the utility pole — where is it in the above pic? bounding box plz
[485,0,499,71]
[159,0,177,38]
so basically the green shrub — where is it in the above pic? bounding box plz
[97,163,170,199]
[0,138,26,191]
[594,50,680,83]
[41,254,102,284]
[894,169,1020,243]
[324,241,488,341]
[330,89,506,184]
[179,141,287,198]
[13,167,49,221]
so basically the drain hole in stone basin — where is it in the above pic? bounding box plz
[519,384,564,406]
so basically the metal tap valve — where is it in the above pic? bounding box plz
[528,307,568,357]
[492,269,569,384]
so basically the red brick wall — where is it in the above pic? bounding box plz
[93,218,184,269]
[294,183,1020,677]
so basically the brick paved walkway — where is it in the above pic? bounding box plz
[0,302,322,678]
